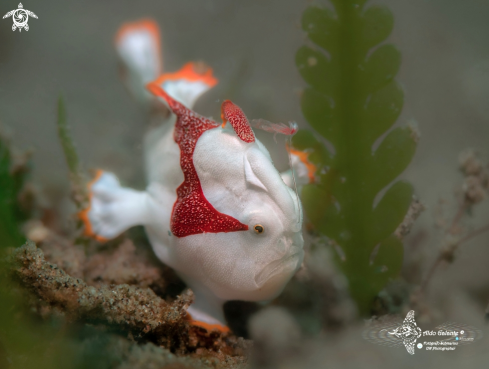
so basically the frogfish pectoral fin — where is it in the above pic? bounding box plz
[115,19,162,105]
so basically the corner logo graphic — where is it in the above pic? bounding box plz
[387,310,422,355]
[3,3,37,32]
[363,310,482,355]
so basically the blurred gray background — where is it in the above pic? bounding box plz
[1,0,489,198]
[1,0,489,352]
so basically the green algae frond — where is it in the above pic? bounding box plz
[294,0,417,314]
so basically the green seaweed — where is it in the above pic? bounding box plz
[0,271,76,369]
[0,135,28,249]
[0,244,130,369]
[57,96,80,179]
[56,96,87,211]
[294,0,417,314]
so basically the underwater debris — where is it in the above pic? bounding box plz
[394,197,425,240]
[4,241,250,363]
[107,334,249,369]
[6,242,187,334]
[77,335,209,369]
[30,227,168,290]
[83,239,166,290]
[458,149,489,205]
[34,224,86,279]
[411,149,489,309]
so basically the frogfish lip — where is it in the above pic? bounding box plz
[254,250,304,287]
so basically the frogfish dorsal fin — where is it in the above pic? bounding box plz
[221,100,255,143]
[150,62,218,109]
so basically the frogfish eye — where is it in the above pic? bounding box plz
[254,224,264,234]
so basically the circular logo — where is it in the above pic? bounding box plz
[417,343,423,349]
[12,9,28,28]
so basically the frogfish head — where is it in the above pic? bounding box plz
[174,185,304,303]
[174,117,305,302]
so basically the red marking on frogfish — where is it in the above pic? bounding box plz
[146,83,249,237]
[221,100,255,143]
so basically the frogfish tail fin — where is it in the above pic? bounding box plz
[115,19,162,106]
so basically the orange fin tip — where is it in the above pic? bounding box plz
[115,18,161,46]
[288,147,317,183]
[150,62,218,89]
[78,169,109,243]
[185,312,230,333]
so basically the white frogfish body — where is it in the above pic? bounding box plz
[81,19,315,332]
